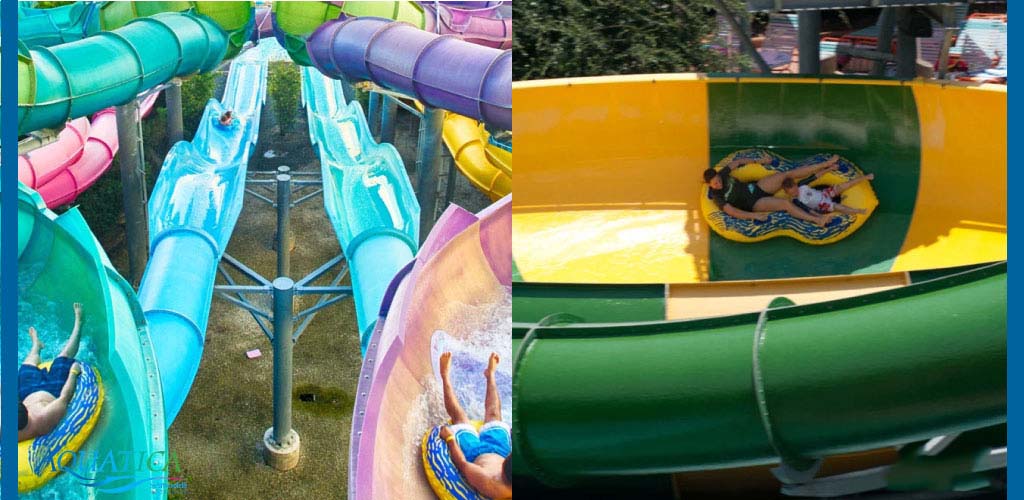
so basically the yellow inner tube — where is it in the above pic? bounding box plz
[700,150,879,245]
[19,361,104,493]
[424,420,512,500]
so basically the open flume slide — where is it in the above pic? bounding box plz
[19,92,159,209]
[12,4,257,498]
[350,196,512,500]
[300,65,420,353]
[511,74,1006,495]
[139,45,269,425]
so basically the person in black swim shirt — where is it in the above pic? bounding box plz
[704,153,840,226]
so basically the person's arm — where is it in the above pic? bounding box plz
[723,204,768,221]
[57,364,82,404]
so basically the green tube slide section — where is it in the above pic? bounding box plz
[18,2,253,58]
[512,263,1006,485]
[15,185,165,499]
[271,1,424,66]
[17,3,255,135]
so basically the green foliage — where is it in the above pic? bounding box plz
[34,1,75,7]
[182,72,217,139]
[513,0,749,80]
[268,61,301,135]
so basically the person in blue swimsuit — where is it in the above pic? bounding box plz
[18,303,84,441]
[438,351,512,498]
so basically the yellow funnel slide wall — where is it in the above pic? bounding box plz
[512,75,1006,284]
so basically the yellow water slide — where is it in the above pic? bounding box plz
[512,75,1006,284]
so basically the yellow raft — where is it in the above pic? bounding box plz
[19,361,104,492]
[701,149,879,245]
[423,421,493,500]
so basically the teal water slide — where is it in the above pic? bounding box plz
[13,3,260,497]
[300,67,420,353]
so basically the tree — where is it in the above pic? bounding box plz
[513,0,750,80]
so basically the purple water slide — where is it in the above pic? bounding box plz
[19,92,159,208]
[307,16,511,131]
[420,1,512,49]
[253,7,275,41]
[348,195,511,500]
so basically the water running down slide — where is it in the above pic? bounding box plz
[350,196,512,500]
[300,66,420,353]
[138,47,269,425]
[13,185,166,500]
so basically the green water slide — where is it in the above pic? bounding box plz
[512,262,1006,492]
[271,1,424,65]
[17,2,254,134]
[16,185,166,499]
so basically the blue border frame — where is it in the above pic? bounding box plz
[2,0,20,497]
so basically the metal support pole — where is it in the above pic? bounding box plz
[166,78,184,144]
[444,154,458,209]
[895,7,918,80]
[872,8,897,76]
[798,11,821,74]
[115,100,149,286]
[416,107,444,239]
[713,0,772,74]
[936,6,957,80]
[263,277,301,470]
[368,92,382,140]
[380,97,399,145]
[276,166,292,278]
[337,77,356,103]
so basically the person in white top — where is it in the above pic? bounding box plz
[782,165,874,216]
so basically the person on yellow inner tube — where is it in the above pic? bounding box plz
[703,153,840,227]
[18,303,85,441]
[437,351,512,499]
[781,168,875,216]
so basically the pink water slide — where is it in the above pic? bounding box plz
[349,195,511,500]
[19,92,159,208]
[420,1,512,49]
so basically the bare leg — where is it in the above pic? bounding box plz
[757,156,839,193]
[834,173,874,194]
[23,327,43,366]
[753,197,833,226]
[440,352,470,425]
[59,303,83,360]
[833,204,866,215]
[483,353,502,423]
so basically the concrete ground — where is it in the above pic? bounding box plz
[101,80,490,498]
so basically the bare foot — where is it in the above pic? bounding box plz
[28,327,44,350]
[440,351,453,380]
[485,352,500,379]
[855,208,867,215]
[865,173,875,181]
[816,215,836,227]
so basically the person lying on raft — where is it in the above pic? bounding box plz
[18,303,85,442]
[782,168,875,216]
[704,153,840,226]
[219,111,235,127]
[438,351,513,499]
